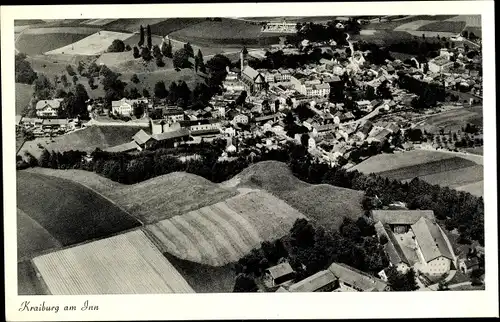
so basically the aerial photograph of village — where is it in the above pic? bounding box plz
[15,14,484,295]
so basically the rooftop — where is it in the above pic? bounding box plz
[328,262,388,292]
[371,210,436,225]
[411,217,453,262]
[266,262,295,280]
[288,270,338,292]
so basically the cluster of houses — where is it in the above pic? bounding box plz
[258,208,456,293]
[18,31,482,169]
[264,261,390,293]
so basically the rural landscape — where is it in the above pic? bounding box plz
[15,14,484,294]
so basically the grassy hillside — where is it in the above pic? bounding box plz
[120,68,205,94]
[165,253,236,293]
[224,161,364,231]
[25,168,238,225]
[17,208,62,260]
[282,185,364,230]
[16,171,141,246]
[15,83,33,115]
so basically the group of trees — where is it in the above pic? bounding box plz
[248,48,329,70]
[15,53,37,84]
[295,20,360,46]
[234,214,389,292]
[398,72,446,109]
[58,83,90,119]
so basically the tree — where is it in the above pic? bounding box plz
[66,65,76,76]
[132,102,146,119]
[138,25,145,47]
[386,267,418,291]
[173,48,190,69]
[60,74,69,88]
[155,56,165,67]
[129,87,141,99]
[133,46,140,58]
[72,75,78,85]
[141,47,152,61]
[87,62,101,77]
[131,74,140,84]
[290,218,316,248]
[33,74,54,100]
[162,38,173,58]
[146,24,152,49]
[107,39,126,52]
[152,45,162,59]
[184,42,194,57]
[235,90,247,106]
[195,49,206,73]
[125,44,132,51]
[15,53,37,84]
[39,149,51,168]
[233,273,258,292]
[300,133,310,148]
[154,81,168,99]
[88,76,95,89]
[77,61,85,75]
[142,88,150,98]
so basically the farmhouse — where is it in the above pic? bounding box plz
[428,56,454,74]
[112,98,150,116]
[150,128,190,148]
[162,107,186,122]
[373,210,455,277]
[263,262,295,288]
[288,269,339,292]
[328,262,390,292]
[36,99,64,118]
[132,129,154,149]
[104,141,142,153]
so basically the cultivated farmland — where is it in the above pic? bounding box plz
[16,171,141,246]
[378,157,477,181]
[350,150,456,174]
[32,230,195,294]
[24,167,238,224]
[419,107,483,133]
[16,28,96,55]
[45,31,134,55]
[350,150,483,197]
[169,18,283,47]
[418,21,466,33]
[145,190,306,266]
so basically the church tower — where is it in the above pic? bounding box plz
[240,46,248,72]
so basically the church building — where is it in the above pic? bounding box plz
[239,46,267,94]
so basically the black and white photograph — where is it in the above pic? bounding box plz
[2,1,498,320]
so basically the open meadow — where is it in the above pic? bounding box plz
[144,190,305,266]
[45,30,134,55]
[16,171,141,247]
[32,230,195,294]
[15,27,97,55]
[419,107,483,133]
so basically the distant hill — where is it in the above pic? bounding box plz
[223,160,364,230]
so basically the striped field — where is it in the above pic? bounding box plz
[32,230,195,294]
[145,190,306,266]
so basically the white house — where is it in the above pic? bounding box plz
[36,99,64,118]
[112,98,150,116]
[232,114,249,125]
